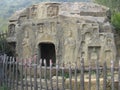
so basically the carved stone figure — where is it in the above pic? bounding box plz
[8,24,15,36]
[90,48,98,61]
[93,27,98,32]
[50,22,56,34]
[107,38,112,47]
[81,41,85,51]
[105,50,112,61]
[82,23,87,29]
[85,32,91,44]
[81,52,85,59]
[31,5,37,17]
[47,5,59,17]
[100,34,105,42]
[37,23,44,33]
[22,29,31,59]
[64,30,76,64]
[18,15,27,25]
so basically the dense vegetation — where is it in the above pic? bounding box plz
[111,13,120,31]
[94,0,120,31]
[94,0,120,12]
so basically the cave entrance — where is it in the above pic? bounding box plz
[38,43,56,66]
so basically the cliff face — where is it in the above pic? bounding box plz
[7,2,116,66]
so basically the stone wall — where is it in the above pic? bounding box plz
[7,2,116,67]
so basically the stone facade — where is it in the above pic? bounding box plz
[7,2,116,66]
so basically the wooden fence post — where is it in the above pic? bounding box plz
[5,56,8,87]
[9,57,12,90]
[69,62,72,90]
[21,59,24,90]
[50,59,53,90]
[88,62,91,90]
[34,61,38,90]
[56,60,59,90]
[16,59,18,90]
[74,62,78,90]
[25,59,28,90]
[96,60,100,90]
[103,61,107,90]
[80,59,84,90]
[62,62,65,90]
[3,55,6,87]
[12,57,15,90]
[44,59,48,90]
[39,59,42,90]
[111,60,114,90]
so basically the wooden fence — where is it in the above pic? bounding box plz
[0,54,120,90]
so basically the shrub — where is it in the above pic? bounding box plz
[0,85,8,90]
[111,12,120,31]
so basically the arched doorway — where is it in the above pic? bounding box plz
[38,43,56,66]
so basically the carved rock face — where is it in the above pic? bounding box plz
[8,2,116,67]
[47,5,59,17]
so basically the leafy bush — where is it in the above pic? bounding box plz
[111,12,120,31]
[0,85,8,90]
[0,38,15,56]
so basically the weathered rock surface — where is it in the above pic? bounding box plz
[7,2,116,66]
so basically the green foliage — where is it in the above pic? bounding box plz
[58,70,70,78]
[0,18,8,31]
[94,0,120,13]
[111,12,120,31]
[0,37,15,56]
[0,85,8,90]
[94,0,120,31]
[0,38,8,54]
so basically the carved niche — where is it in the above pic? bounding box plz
[22,27,32,59]
[24,28,29,38]
[47,4,59,17]
[93,27,98,34]
[85,32,91,44]
[31,5,38,18]
[37,23,44,33]
[18,15,27,25]
[107,38,112,46]
[105,50,112,61]
[50,22,56,34]
[99,34,105,42]
[88,46,101,61]
[81,23,87,29]
[81,41,85,51]
[64,30,76,63]
[8,24,15,36]
[105,35,113,49]
[81,52,85,59]
[92,27,99,38]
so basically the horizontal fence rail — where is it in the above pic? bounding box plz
[0,55,120,90]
